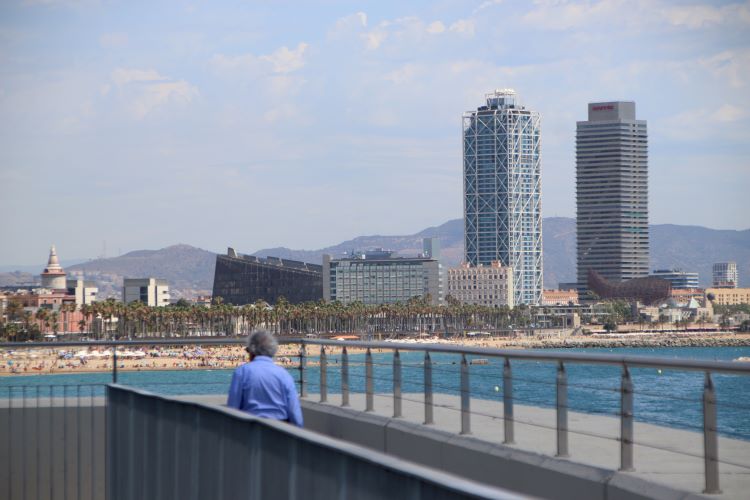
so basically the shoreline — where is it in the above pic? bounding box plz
[1,333,748,376]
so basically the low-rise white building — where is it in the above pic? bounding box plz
[123,278,170,307]
[66,279,98,306]
[447,262,513,308]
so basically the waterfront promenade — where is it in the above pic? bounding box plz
[181,391,750,498]
[300,392,750,499]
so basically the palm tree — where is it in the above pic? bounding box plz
[35,308,49,334]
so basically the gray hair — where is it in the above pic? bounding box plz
[246,329,278,357]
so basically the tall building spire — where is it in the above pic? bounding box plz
[44,244,63,273]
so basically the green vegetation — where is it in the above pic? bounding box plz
[0,296,537,340]
[712,304,750,316]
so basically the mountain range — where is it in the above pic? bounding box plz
[1,217,747,298]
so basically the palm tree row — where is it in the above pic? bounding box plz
[3,295,571,341]
[69,296,544,340]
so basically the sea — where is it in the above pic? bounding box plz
[2,346,749,440]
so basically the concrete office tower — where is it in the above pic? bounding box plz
[576,101,648,295]
[712,262,738,288]
[463,89,543,305]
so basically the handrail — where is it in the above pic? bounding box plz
[107,384,524,500]
[4,337,749,375]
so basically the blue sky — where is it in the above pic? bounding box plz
[1,0,748,265]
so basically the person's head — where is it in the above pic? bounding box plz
[246,329,278,359]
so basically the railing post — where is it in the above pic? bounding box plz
[320,346,327,403]
[299,343,307,398]
[460,354,471,435]
[620,364,634,471]
[424,351,433,425]
[556,361,569,457]
[365,348,374,412]
[703,372,721,494]
[503,358,514,444]
[113,346,118,383]
[393,349,402,418]
[341,346,349,407]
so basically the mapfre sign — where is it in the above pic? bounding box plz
[591,104,615,111]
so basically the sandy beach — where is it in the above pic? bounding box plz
[1,332,748,375]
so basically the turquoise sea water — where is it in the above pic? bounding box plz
[2,346,749,440]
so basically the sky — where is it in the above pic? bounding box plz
[1,0,749,266]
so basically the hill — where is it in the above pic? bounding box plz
[252,218,749,288]
[3,220,747,296]
[65,244,216,299]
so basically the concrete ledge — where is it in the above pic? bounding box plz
[300,399,712,500]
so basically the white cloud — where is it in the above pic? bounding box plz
[362,29,388,50]
[330,12,368,37]
[260,43,309,74]
[711,104,746,123]
[699,49,750,88]
[449,19,475,36]
[109,68,198,119]
[522,0,628,30]
[474,0,504,14]
[111,68,163,86]
[426,21,446,34]
[211,53,260,73]
[212,43,309,75]
[664,2,750,29]
[359,15,474,50]
[522,0,750,31]
[661,104,748,140]
[384,64,420,84]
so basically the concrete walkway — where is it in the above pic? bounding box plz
[297,392,750,499]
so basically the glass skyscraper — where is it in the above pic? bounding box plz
[463,89,543,305]
[576,102,648,294]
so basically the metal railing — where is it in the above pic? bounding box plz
[106,384,523,500]
[293,338,750,495]
[3,338,750,497]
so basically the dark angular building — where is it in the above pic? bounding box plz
[587,270,670,306]
[212,248,323,305]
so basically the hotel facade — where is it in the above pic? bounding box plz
[463,89,543,305]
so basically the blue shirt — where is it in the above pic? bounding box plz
[227,356,303,427]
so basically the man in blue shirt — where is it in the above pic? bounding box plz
[227,329,303,427]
